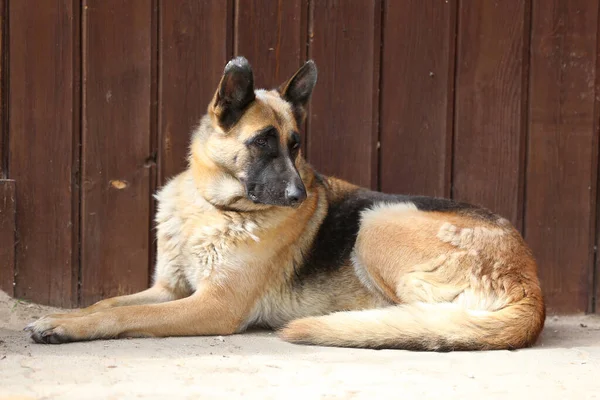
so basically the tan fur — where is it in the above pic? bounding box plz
[26,59,545,350]
[280,203,544,350]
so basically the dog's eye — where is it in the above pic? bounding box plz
[254,137,268,147]
[291,142,300,150]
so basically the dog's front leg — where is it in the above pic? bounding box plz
[25,284,251,344]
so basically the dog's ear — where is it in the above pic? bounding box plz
[279,60,318,126]
[211,56,255,131]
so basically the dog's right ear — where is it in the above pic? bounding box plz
[210,56,255,131]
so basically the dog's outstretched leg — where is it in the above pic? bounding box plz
[25,285,246,344]
[37,282,189,321]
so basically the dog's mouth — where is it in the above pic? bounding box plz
[246,187,279,205]
[245,186,305,208]
[240,175,307,208]
[243,181,269,204]
[239,179,260,203]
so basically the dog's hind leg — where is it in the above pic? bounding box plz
[280,204,545,350]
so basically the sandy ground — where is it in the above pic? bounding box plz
[0,291,599,400]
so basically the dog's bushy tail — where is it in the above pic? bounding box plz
[279,297,545,351]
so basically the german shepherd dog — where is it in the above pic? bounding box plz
[26,57,545,350]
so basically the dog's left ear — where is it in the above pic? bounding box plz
[211,56,256,131]
[279,60,318,126]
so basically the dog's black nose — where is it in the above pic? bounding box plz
[285,183,307,205]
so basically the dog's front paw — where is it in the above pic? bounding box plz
[24,316,75,344]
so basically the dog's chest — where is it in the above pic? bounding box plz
[186,213,261,280]
[168,212,264,287]
[154,179,266,288]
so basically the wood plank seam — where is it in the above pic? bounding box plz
[79,0,89,307]
[521,0,534,239]
[149,0,160,287]
[72,0,83,307]
[375,0,385,192]
[449,0,460,200]
[371,0,382,191]
[445,0,459,199]
[517,0,533,235]
[1,0,7,179]
[232,0,239,58]
[299,0,310,156]
[304,0,314,161]
[0,179,15,296]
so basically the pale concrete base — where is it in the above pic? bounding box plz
[1,291,599,400]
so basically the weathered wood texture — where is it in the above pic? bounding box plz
[306,0,381,189]
[159,0,230,184]
[0,0,5,178]
[9,1,78,306]
[526,0,600,313]
[2,0,600,312]
[0,179,15,296]
[234,0,309,151]
[379,0,456,197]
[80,0,153,306]
[453,0,530,229]
[235,0,305,88]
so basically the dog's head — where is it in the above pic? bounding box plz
[191,57,318,210]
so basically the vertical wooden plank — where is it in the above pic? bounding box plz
[453,1,529,228]
[380,0,456,197]
[597,161,600,313]
[0,180,15,296]
[0,1,9,296]
[527,0,599,313]
[593,0,600,315]
[9,1,78,307]
[594,0,600,315]
[159,1,230,183]
[0,0,5,178]
[235,0,304,88]
[148,0,158,284]
[81,0,152,306]
[596,105,600,312]
[308,0,381,189]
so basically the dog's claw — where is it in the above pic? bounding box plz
[30,331,45,344]
[24,316,74,344]
[30,329,54,344]
[42,331,60,344]
[29,327,72,344]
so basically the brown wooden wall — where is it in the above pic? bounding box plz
[0,0,599,314]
